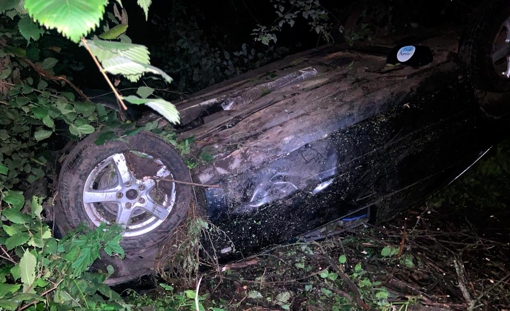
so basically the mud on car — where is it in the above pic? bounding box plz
[55,0,510,284]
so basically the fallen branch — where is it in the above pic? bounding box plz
[453,258,476,311]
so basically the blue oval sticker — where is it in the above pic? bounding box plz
[397,45,416,62]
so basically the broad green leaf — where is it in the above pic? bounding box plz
[24,0,108,42]
[381,246,391,257]
[18,15,44,43]
[104,236,124,256]
[0,299,19,310]
[2,225,19,236]
[34,129,52,141]
[102,56,172,83]
[19,250,36,290]
[5,233,30,250]
[338,254,347,264]
[84,39,150,65]
[0,164,7,175]
[137,86,153,98]
[72,247,97,275]
[0,283,21,300]
[184,290,195,299]
[0,68,12,79]
[40,57,58,70]
[2,209,31,224]
[124,96,179,124]
[137,0,151,20]
[42,115,54,128]
[2,191,25,210]
[99,24,128,39]
[0,0,19,13]
[31,107,48,120]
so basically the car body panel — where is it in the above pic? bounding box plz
[130,30,508,258]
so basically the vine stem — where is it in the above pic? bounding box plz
[18,280,63,311]
[80,37,128,111]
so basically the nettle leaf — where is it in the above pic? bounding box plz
[99,24,128,39]
[124,96,179,124]
[19,250,36,290]
[24,0,108,42]
[34,129,52,141]
[137,0,151,20]
[18,15,44,43]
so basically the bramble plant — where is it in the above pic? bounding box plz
[0,191,125,310]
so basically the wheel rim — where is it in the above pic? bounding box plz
[492,15,510,78]
[82,152,176,237]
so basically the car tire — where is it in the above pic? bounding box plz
[56,131,192,282]
[459,0,510,93]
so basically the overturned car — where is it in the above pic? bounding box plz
[55,1,510,284]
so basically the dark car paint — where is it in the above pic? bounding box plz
[130,31,506,259]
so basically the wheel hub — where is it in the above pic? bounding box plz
[82,152,176,237]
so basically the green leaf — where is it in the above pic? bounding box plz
[184,290,195,299]
[18,15,44,43]
[137,0,151,20]
[136,86,154,98]
[0,299,19,310]
[24,0,108,42]
[5,233,30,250]
[40,57,58,70]
[72,247,98,275]
[0,0,19,13]
[19,250,36,290]
[103,56,173,83]
[99,24,128,39]
[338,254,347,264]
[2,191,25,210]
[42,115,54,128]
[2,225,19,237]
[354,262,362,272]
[0,283,21,300]
[124,96,179,124]
[34,129,52,141]
[381,246,391,257]
[76,124,95,135]
[84,39,150,65]
[0,164,7,175]
[31,106,48,119]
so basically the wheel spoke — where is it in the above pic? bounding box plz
[116,206,134,227]
[112,153,132,185]
[141,198,169,220]
[156,166,171,178]
[83,188,120,203]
